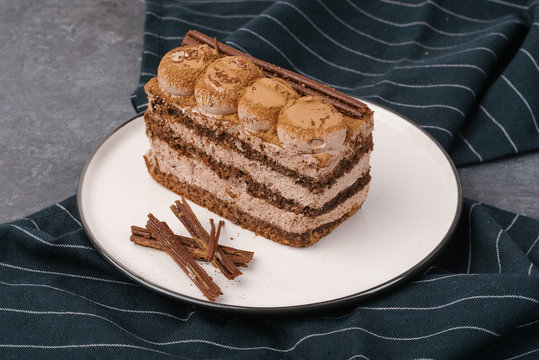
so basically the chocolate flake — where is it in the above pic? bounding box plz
[207,219,218,262]
[145,214,222,302]
[171,198,243,279]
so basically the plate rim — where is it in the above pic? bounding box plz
[77,102,462,315]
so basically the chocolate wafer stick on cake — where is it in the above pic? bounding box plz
[143,30,374,247]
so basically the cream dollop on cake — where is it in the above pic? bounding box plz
[277,96,347,153]
[157,45,218,96]
[238,78,299,132]
[194,56,262,115]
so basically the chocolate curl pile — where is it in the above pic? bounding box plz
[130,226,254,266]
[170,198,243,280]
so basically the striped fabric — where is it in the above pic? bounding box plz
[2,1,538,359]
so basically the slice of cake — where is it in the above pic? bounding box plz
[143,30,374,247]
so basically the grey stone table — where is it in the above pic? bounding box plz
[1,0,538,223]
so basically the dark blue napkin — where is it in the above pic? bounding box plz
[2,1,538,359]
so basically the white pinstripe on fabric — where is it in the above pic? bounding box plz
[422,265,438,275]
[479,105,519,153]
[21,217,40,230]
[224,40,251,55]
[528,263,534,276]
[458,133,484,162]
[235,27,304,75]
[363,94,466,118]
[0,261,136,286]
[0,344,182,358]
[505,214,520,232]
[164,326,501,349]
[141,72,157,77]
[486,0,538,10]
[356,295,539,311]
[55,203,82,227]
[355,79,476,97]
[143,50,161,58]
[526,234,539,256]
[519,49,539,73]
[144,31,185,40]
[410,274,478,284]
[495,228,504,274]
[0,307,176,346]
[347,355,370,360]
[421,126,454,139]
[501,75,539,134]
[434,46,498,61]
[393,63,486,77]
[378,0,500,23]
[514,319,539,329]
[9,225,95,251]
[504,348,539,360]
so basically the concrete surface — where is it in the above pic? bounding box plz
[0,0,145,222]
[1,0,538,223]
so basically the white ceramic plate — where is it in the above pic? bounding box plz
[78,101,461,314]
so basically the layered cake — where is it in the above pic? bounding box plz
[143,30,374,247]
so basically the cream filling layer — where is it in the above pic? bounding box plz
[148,139,369,234]
[167,121,371,209]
